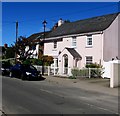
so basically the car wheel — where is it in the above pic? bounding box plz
[28,76,31,81]
[21,73,25,80]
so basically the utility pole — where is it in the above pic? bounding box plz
[16,21,18,42]
[15,21,18,63]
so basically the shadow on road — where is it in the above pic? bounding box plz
[22,76,46,81]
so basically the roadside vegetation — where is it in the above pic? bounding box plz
[2,36,53,66]
[71,63,104,79]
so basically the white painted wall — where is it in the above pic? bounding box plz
[58,48,73,76]
[110,60,120,88]
[103,61,111,78]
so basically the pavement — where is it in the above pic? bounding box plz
[44,76,118,96]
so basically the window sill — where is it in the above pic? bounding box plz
[85,46,93,48]
[52,49,57,51]
[71,46,77,49]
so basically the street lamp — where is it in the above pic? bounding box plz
[42,20,47,75]
[15,21,18,63]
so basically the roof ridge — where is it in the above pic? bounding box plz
[70,12,119,24]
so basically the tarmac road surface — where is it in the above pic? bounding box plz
[1,75,119,115]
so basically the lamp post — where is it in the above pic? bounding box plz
[15,21,18,63]
[42,20,47,75]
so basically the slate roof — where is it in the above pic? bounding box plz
[66,48,82,59]
[46,13,119,38]
[27,31,51,41]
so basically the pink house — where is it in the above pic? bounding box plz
[43,13,120,76]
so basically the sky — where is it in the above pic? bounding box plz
[1,2,119,46]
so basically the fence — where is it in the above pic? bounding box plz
[34,65,104,78]
[71,68,104,78]
[34,65,59,76]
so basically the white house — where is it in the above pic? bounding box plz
[43,13,120,76]
[26,31,50,59]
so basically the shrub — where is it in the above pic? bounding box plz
[85,63,103,68]
[71,68,79,78]
[68,76,76,79]
[71,66,104,78]
[23,59,31,65]
[90,68,104,78]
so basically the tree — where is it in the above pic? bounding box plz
[42,55,54,66]
[12,36,41,62]
[5,47,15,59]
[12,36,53,66]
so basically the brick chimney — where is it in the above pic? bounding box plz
[53,23,58,30]
[4,44,8,48]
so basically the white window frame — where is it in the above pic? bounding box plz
[72,36,77,48]
[53,41,57,49]
[86,35,93,47]
[85,56,93,65]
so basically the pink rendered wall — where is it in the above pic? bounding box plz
[118,14,120,60]
[103,14,119,61]
[76,34,103,68]
[44,37,72,58]
[44,33,103,68]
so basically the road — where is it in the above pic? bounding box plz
[1,76,119,115]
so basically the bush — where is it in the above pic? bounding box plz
[71,68,79,78]
[71,65,104,78]
[68,76,76,79]
[23,58,43,65]
[23,59,31,65]
[85,63,102,68]
[90,68,104,78]
[85,63,104,78]
[71,68,89,78]
[22,55,53,66]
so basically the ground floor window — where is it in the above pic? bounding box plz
[86,56,93,65]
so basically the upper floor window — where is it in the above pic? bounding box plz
[72,36,77,47]
[54,41,57,49]
[86,35,92,47]
[86,56,93,65]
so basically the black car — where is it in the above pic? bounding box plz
[10,63,41,80]
[1,61,13,76]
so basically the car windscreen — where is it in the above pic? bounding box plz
[23,65,36,70]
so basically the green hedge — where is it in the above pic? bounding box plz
[23,58,42,65]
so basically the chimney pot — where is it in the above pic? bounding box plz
[4,44,8,48]
[58,18,64,26]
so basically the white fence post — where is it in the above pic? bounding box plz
[54,67,56,75]
[48,66,50,76]
[89,68,91,78]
